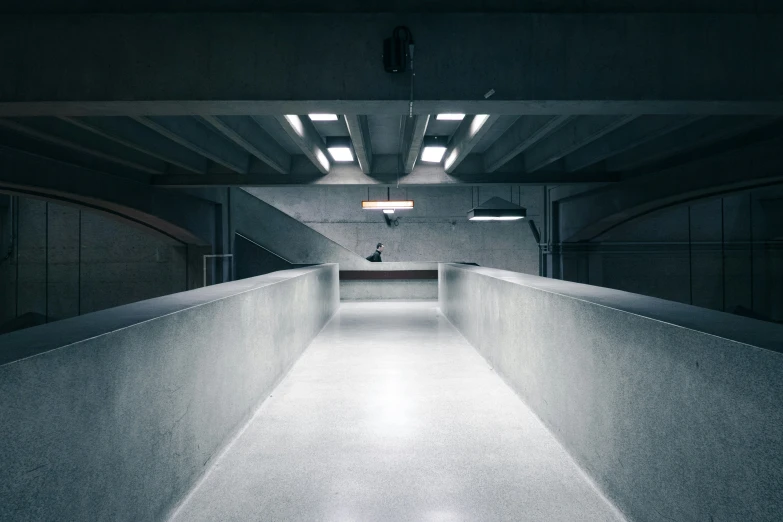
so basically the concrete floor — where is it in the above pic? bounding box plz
[170,301,624,522]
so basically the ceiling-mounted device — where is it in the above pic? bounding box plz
[362,200,414,211]
[363,187,414,212]
[326,137,354,162]
[420,136,448,163]
[468,197,527,221]
[384,26,414,73]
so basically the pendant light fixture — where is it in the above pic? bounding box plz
[467,197,526,221]
[362,187,414,214]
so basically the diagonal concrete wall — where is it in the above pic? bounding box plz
[0,265,339,522]
[231,188,370,269]
[440,263,783,522]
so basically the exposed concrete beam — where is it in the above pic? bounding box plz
[524,116,637,173]
[61,116,208,174]
[275,115,330,174]
[558,135,783,243]
[2,14,783,115]
[563,116,702,172]
[4,101,783,118]
[201,115,290,174]
[151,154,619,186]
[483,116,571,173]
[0,145,214,245]
[133,116,250,173]
[443,115,500,174]
[402,115,429,174]
[0,118,164,174]
[606,116,776,172]
[343,115,373,174]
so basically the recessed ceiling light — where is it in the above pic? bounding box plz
[383,209,395,214]
[327,146,353,162]
[436,113,466,121]
[421,146,447,163]
[309,114,339,121]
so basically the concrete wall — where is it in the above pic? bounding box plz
[0,264,339,522]
[0,196,188,330]
[231,187,368,269]
[560,186,783,322]
[340,279,437,300]
[439,263,783,522]
[245,185,545,274]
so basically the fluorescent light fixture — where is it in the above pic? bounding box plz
[436,113,465,121]
[309,114,338,121]
[421,146,447,163]
[284,114,304,137]
[328,146,353,162]
[362,200,414,210]
[420,136,448,163]
[325,137,354,162]
[469,215,525,221]
[468,197,527,221]
[383,209,395,214]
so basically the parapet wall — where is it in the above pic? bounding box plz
[0,264,339,521]
[439,263,783,522]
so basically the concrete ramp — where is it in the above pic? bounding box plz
[169,302,623,522]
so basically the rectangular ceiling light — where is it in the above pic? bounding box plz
[309,114,339,121]
[328,146,354,162]
[362,200,414,210]
[421,146,447,163]
[468,197,527,221]
[436,114,466,121]
[468,215,525,221]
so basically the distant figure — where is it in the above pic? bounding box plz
[366,242,384,262]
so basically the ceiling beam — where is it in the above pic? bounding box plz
[343,115,373,174]
[151,154,619,187]
[402,115,429,174]
[606,116,776,172]
[151,171,619,187]
[2,14,783,115]
[524,116,638,173]
[483,116,571,173]
[132,116,250,174]
[563,116,703,172]
[60,116,208,174]
[443,115,500,174]
[201,115,290,174]
[275,115,330,174]
[0,118,165,174]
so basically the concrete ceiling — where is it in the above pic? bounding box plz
[0,113,778,187]
[2,1,781,14]
[1,10,782,188]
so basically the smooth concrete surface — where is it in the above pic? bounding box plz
[0,265,339,521]
[247,185,541,274]
[340,279,438,300]
[231,188,369,269]
[2,14,783,112]
[440,263,783,522]
[170,301,624,522]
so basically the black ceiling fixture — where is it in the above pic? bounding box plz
[383,26,414,73]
